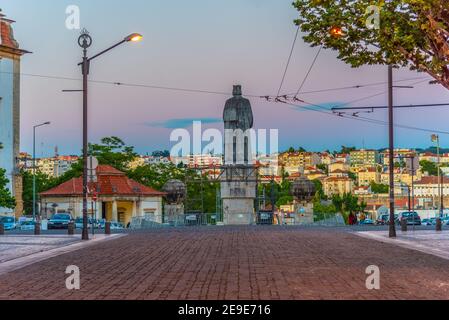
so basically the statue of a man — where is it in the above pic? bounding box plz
[223,85,254,131]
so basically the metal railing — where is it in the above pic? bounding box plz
[130,212,346,229]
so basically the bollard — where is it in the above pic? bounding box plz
[436,218,443,232]
[401,218,408,232]
[68,222,75,236]
[34,222,41,236]
[105,222,111,235]
[0,223,4,235]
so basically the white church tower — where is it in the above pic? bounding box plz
[0,9,29,217]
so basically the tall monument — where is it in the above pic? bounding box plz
[221,85,257,225]
[0,10,29,217]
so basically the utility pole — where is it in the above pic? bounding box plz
[388,65,397,238]
[32,122,51,222]
[432,134,444,225]
[80,31,91,241]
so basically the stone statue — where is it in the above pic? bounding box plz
[220,85,256,225]
[223,85,254,131]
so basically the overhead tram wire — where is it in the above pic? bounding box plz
[281,99,449,135]
[331,78,433,110]
[4,71,449,134]
[1,71,432,99]
[276,26,300,97]
[285,76,430,96]
[292,45,323,100]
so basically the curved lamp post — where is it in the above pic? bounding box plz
[78,29,142,240]
[33,121,51,222]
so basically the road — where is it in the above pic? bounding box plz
[1,226,449,300]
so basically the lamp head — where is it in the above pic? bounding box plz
[125,33,143,42]
[330,26,344,37]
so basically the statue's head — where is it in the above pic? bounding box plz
[232,85,242,97]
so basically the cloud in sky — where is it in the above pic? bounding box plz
[146,117,222,129]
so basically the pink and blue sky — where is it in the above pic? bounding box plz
[3,0,449,157]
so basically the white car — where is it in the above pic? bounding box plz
[110,222,125,230]
[20,221,36,231]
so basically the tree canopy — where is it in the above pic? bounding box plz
[293,0,449,90]
[420,159,441,175]
[0,168,15,210]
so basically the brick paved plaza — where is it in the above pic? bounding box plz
[1,227,449,300]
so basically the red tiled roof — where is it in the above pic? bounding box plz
[0,18,19,49]
[96,165,124,176]
[40,165,165,197]
[330,169,348,174]
[324,177,352,182]
[415,176,449,185]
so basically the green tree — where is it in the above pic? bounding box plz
[339,146,356,155]
[293,0,449,90]
[0,168,15,210]
[276,195,294,208]
[370,181,389,194]
[128,164,219,214]
[46,137,140,187]
[312,179,326,200]
[152,150,170,157]
[348,172,357,182]
[331,193,365,224]
[316,163,329,175]
[128,163,184,190]
[420,160,440,176]
[89,137,137,172]
[21,170,59,215]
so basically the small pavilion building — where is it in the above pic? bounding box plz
[40,165,165,225]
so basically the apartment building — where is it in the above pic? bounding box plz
[350,149,380,168]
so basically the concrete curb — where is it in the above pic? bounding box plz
[0,234,127,276]
[355,231,449,261]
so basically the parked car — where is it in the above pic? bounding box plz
[397,212,422,226]
[48,214,73,230]
[97,219,106,229]
[384,214,398,225]
[360,219,374,225]
[110,222,125,230]
[74,218,97,229]
[0,216,16,230]
[376,214,389,225]
[422,219,433,226]
[20,221,36,231]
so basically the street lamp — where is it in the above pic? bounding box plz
[33,121,51,222]
[77,29,142,241]
[431,134,443,226]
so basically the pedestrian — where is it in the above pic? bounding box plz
[348,213,355,225]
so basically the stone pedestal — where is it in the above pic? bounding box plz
[221,166,256,225]
[295,202,314,225]
[165,204,185,224]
